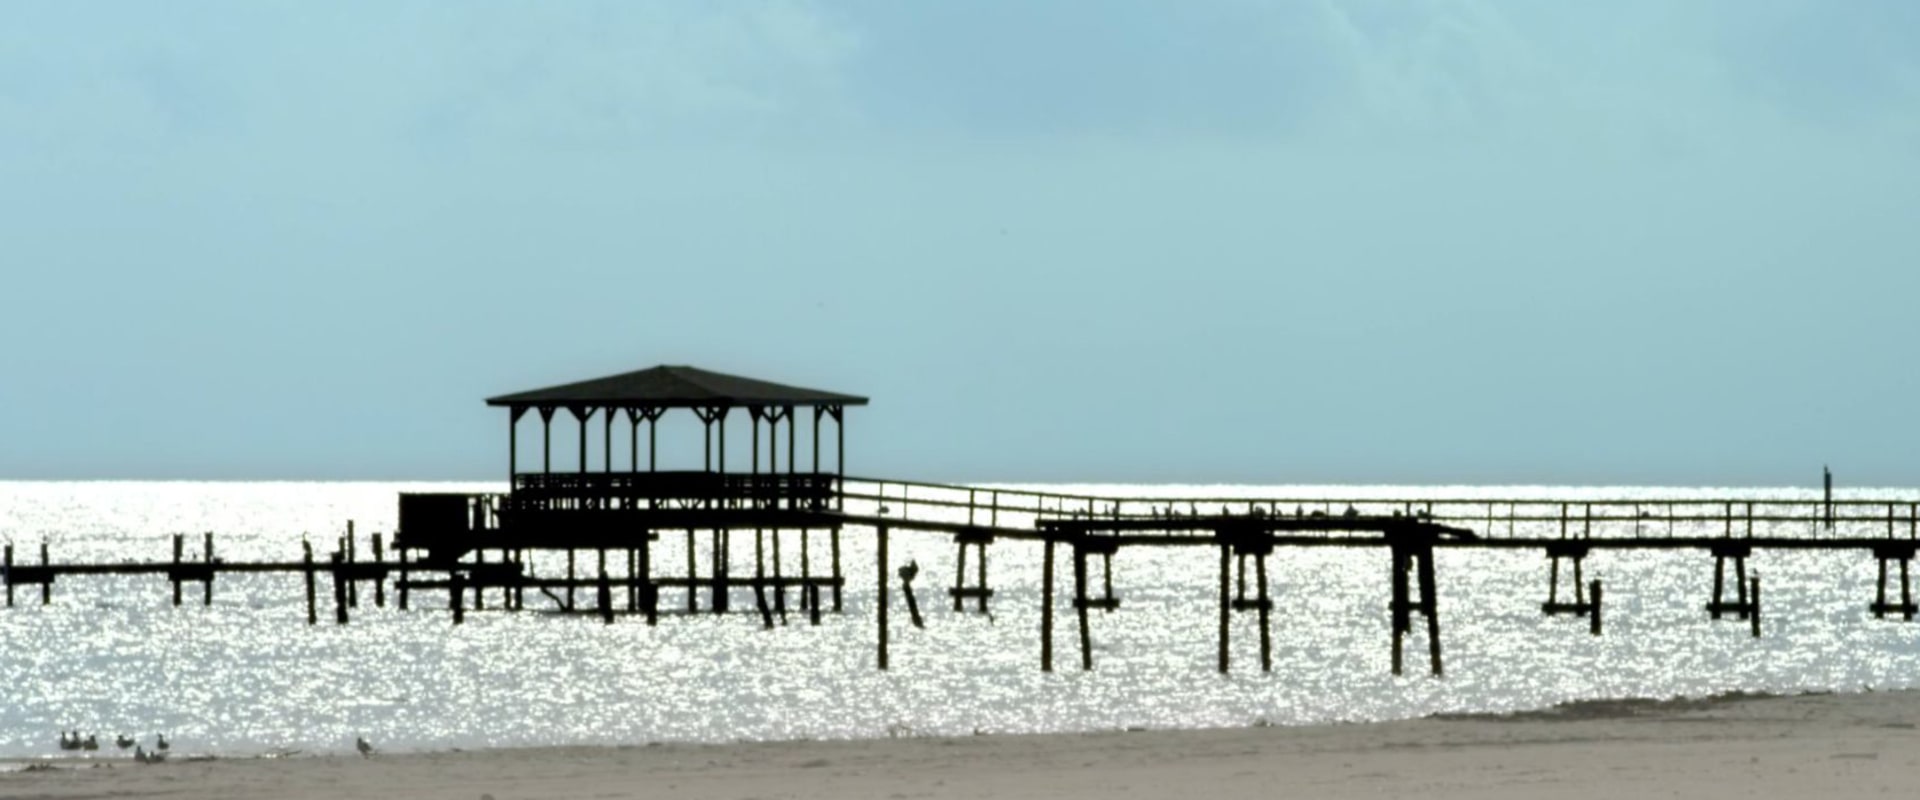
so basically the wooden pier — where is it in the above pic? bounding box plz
[7,364,1919,678]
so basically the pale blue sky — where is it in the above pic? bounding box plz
[1,2,1916,484]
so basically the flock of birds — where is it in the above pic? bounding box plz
[53,732,377,761]
[57,731,170,762]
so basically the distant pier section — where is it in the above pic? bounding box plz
[6,364,1919,677]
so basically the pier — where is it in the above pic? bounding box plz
[6,364,1918,677]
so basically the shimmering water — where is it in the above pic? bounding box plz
[2,481,1917,759]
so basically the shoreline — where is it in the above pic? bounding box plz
[8,687,1918,798]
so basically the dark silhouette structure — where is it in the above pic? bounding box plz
[5,363,1919,678]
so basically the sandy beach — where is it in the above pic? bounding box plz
[7,689,1917,799]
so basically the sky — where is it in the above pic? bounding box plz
[0,1,1916,485]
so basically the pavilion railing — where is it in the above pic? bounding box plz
[505,470,839,512]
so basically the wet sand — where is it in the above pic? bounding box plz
[7,689,1918,799]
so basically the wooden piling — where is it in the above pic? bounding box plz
[303,540,316,625]
[397,546,410,611]
[953,540,967,612]
[345,522,358,609]
[566,549,577,612]
[1074,544,1092,671]
[1589,580,1603,636]
[975,540,989,614]
[598,563,614,625]
[449,570,465,625]
[5,543,13,607]
[771,529,787,621]
[330,553,348,625]
[1418,548,1442,676]
[800,529,812,611]
[171,534,183,607]
[1390,548,1407,676]
[752,531,773,629]
[38,542,48,605]
[202,532,214,606]
[1750,577,1762,638]
[831,528,844,612]
[371,533,386,608]
[877,524,890,671]
[1256,552,1272,673]
[1044,541,1059,671]
[686,529,698,613]
[1217,541,1231,674]
[640,536,657,626]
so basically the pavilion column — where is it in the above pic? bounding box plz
[626,408,641,474]
[648,408,660,471]
[509,406,529,480]
[538,405,558,475]
[573,406,589,473]
[603,405,614,473]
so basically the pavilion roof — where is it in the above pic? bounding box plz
[484,365,868,409]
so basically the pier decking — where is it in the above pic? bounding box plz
[6,364,1915,678]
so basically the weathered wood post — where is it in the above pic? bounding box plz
[639,534,657,626]
[953,539,968,612]
[752,531,774,629]
[831,527,844,612]
[303,539,317,625]
[1217,539,1231,674]
[371,533,386,608]
[1390,547,1408,676]
[1418,547,1443,676]
[171,534,184,607]
[685,529,698,613]
[771,529,787,621]
[330,553,349,625]
[345,522,358,609]
[202,532,215,606]
[3,543,12,608]
[1750,576,1762,638]
[37,542,48,605]
[1256,551,1272,673]
[1041,538,1056,672]
[799,529,812,611]
[598,562,614,625]
[877,524,890,671]
[449,570,466,625]
[566,549,577,611]
[1074,543,1092,671]
[396,546,410,611]
[1589,580,1603,636]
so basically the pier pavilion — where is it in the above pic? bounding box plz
[393,364,866,618]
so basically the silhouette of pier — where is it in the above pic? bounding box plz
[6,365,1917,677]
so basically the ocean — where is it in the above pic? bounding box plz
[1,481,1916,759]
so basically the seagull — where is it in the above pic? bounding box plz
[82,734,98,751]
[156,733,169,751]
[58,731,77,750]
[356,735,374,758]
[134,745,148,764]
[116,734,135,749]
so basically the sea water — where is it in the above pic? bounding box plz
[0,481,1915,759]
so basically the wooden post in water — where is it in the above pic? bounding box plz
[1418,547,1443,676]
[346,522,358,609]
[877,524,890,671]
[799,529,812,611]
[1256,551,1272,673]
[38,542,48,605]
[203,532,215,606]
[1041,538,1055,672]
[686,529,698,613]
[640,535,657,626]
[753,531,773,629]
[598,560,614,625]
[4,544,13,607]
[330,553,349,625]
[303,539,316,625]
[566,549,577,612]
[371,533,386,608]
[397,546,410,611]
[1074,543,1092,671]
[171,534,184,607]
[1589,580,1603,636]
[1389,548,1408,676]
[1750,577,1762,638]
[771,529,787,622]
[1217,540,1231,674]
[831,527,844,612]
[449,570,465,625]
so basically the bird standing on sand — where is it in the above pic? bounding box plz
[356,736,374,758]
[134,745,147,763]
[58,731,76,750]
[116,734,135,749]
[82,734,98,751]
[155,733,169,751]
